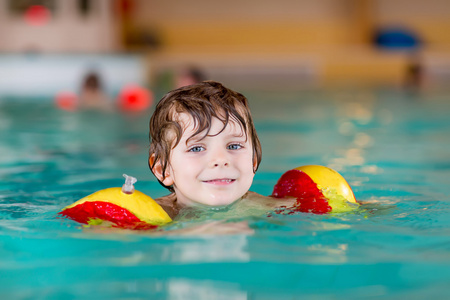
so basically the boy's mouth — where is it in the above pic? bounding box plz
[203,178,236,185]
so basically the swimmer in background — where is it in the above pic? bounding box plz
[404,53,425,93]
[174,66,205,88]
[149,81,295,233]
[78,72,113,111]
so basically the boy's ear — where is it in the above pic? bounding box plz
[149,154,174,186]
[253,155,258,172]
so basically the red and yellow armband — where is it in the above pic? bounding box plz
[59,175,172,230]
[273,165,358,214]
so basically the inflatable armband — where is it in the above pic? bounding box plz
[55,91,78,111]
[59,174,172,229]
[273,165,358,214]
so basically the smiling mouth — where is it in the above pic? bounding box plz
[203,179,236,185]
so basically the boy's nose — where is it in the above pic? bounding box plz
[210,150,229,168]
[213,161,228,167]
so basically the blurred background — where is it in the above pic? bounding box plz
[2,3,450,298]
[1,0,450,98]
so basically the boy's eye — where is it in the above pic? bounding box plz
[188,146,205,152]
[227,143,243,150]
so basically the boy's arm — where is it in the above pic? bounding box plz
[154,193,179,219]
[243,191,297,208]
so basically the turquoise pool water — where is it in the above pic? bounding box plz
[1,88,450,299]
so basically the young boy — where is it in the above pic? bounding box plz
[148,81,294,220]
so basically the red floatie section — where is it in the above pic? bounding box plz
[55,92,78,111]
[272,169,331,214]
[118,85,153,112]
[59,201,157,230]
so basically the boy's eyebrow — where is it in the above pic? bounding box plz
[185,136,203,144]
[227,132,246,138]
[184,133,206,145]
[184,132,246,144]
[208,132,249,142]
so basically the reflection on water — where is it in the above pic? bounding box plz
[168,279,247,300]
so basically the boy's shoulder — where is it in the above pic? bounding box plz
[154,193,179,219]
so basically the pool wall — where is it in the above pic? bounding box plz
[0,54,147,98]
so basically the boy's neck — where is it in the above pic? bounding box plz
[177,196,244,211]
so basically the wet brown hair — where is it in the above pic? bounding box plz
[149,81,262,191]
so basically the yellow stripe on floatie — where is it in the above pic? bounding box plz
[63,187,172,225]
[295,165,357,204]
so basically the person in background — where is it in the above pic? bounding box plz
[78,72,112,111]
[404,52,425,92]
[174,66,206,88]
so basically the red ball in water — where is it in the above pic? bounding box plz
[118,85,153,112]
[55,92,78,111]
[272,165,358,214]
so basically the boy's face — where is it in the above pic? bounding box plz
[156,113,256,207]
